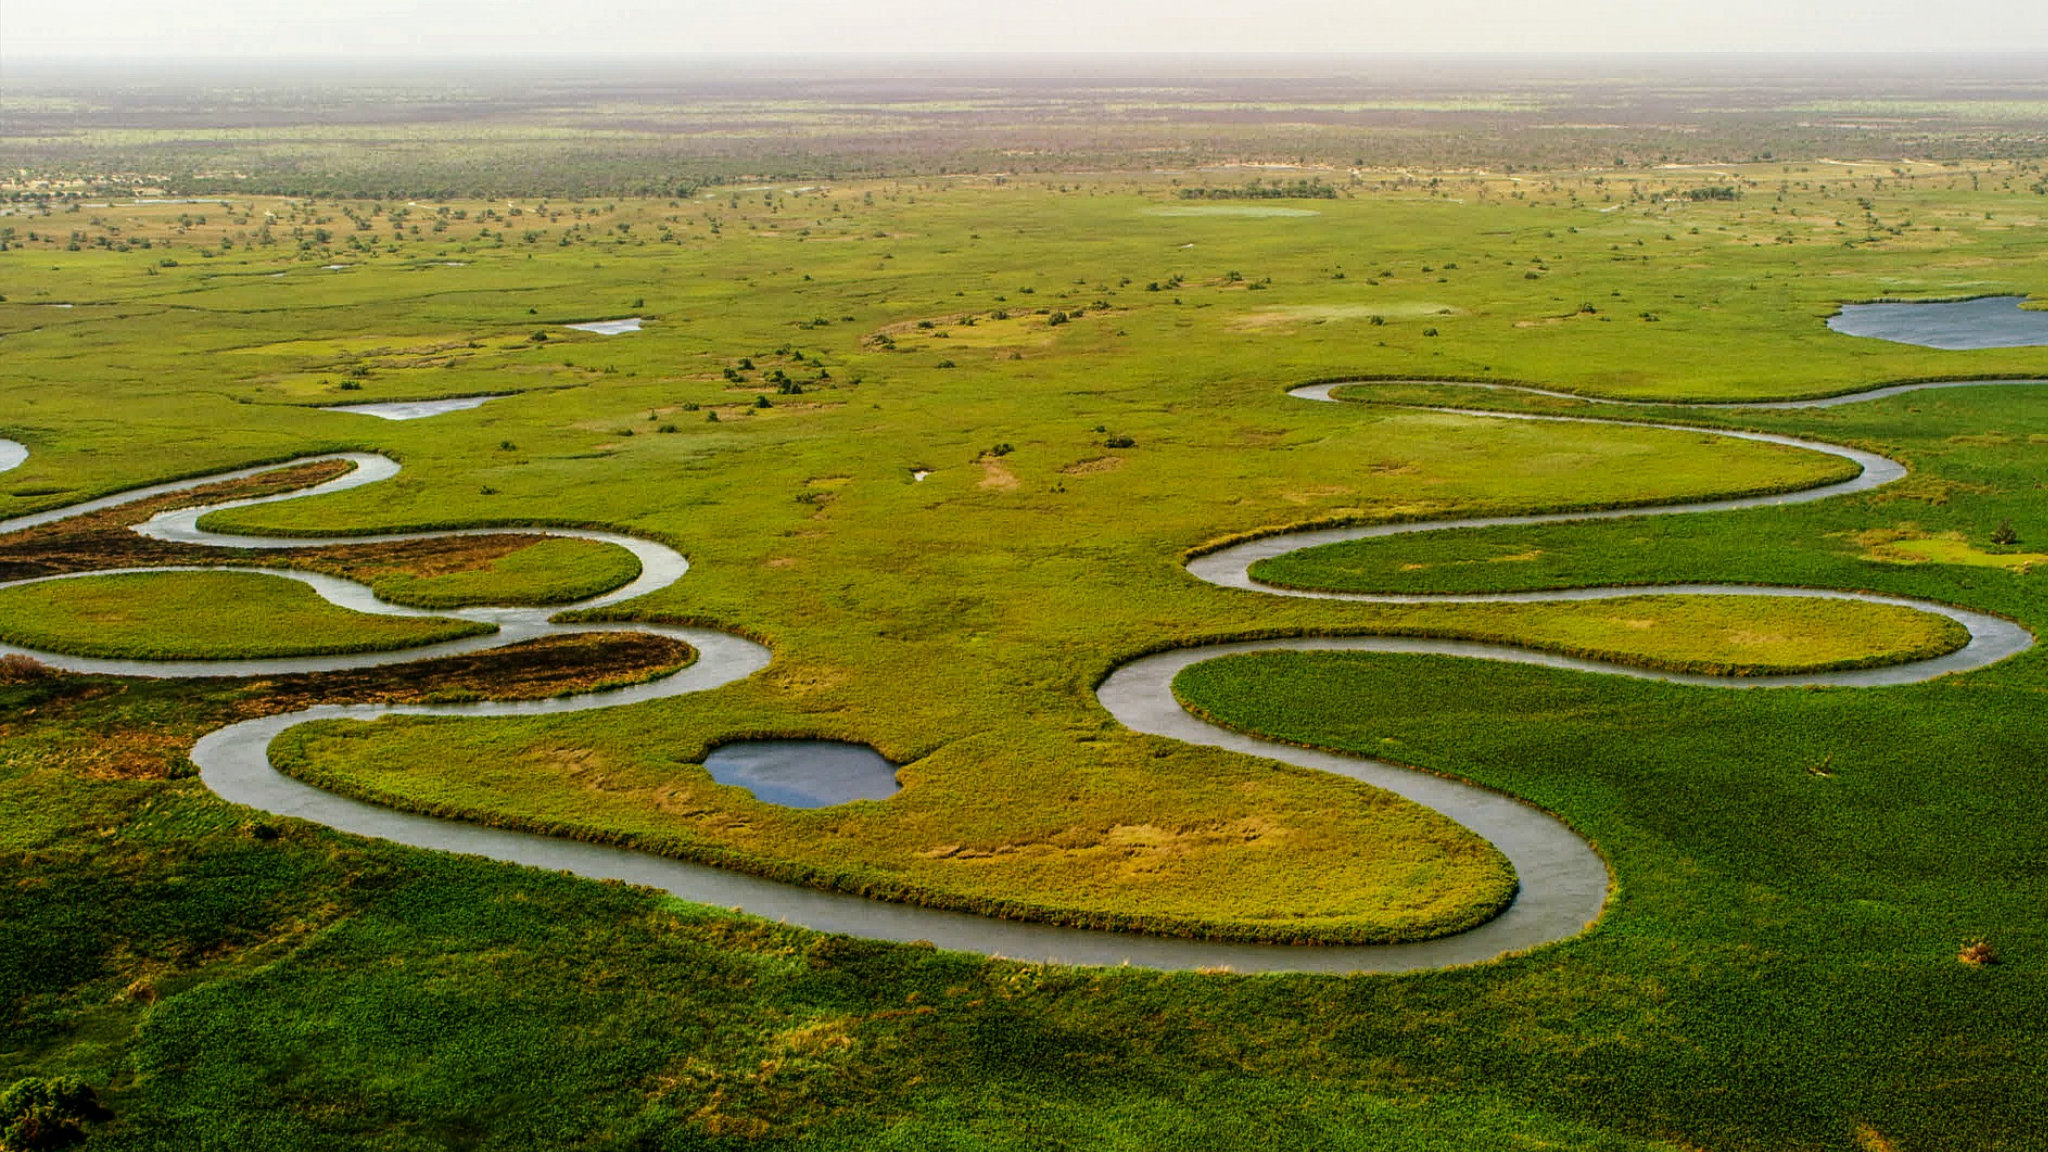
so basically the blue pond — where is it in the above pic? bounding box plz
[702,740,901,808]
[1827,295,2048,350]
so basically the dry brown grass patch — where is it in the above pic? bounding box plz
[978,457,1018,490]
[1059,456,1125,475]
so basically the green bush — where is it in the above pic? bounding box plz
[1,1077,108,1151]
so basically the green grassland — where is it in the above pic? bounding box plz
[259,592,1964,945]
[1171,646,2048,1152]
[0,160,2044,1150]
[302,535,644,609]
[0,571,491,660]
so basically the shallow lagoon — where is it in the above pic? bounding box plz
[565,317,643,335]
[1828,295,2048,349]
[702,740,901,808]
[329,395,507,420]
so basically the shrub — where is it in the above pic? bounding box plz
[0,654,51,684]
[1991,519,2019,546]
[753,395,773,409]
[1,1076,109,1150]
[1104,435,1136,449]
[1959,938,2001,965]
[987,443,1014,457]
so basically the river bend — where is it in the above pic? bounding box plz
[0,379,2035,972]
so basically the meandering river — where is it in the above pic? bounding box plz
[0,380,2036,971]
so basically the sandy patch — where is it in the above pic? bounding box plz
[979,457,1018,490]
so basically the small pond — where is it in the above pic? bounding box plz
[566,317,643,335]
[703,740,901,808]
[328,395,507,420]
[1828,295,2048,350]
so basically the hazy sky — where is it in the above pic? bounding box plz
[4,0,2046,59]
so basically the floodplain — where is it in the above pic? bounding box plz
[1,59,2045,1151]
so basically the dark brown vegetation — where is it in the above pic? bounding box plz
[0,632,692,783]
[0,461,356,582]
[0,462,579,593]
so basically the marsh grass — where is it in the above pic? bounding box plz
[0,571,490,660]
[0,167,2044,1148]
[294,535,642,609]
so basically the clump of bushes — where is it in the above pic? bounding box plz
[1959,938,2001,966]
[1,1076,110,1150]
[0,654,51,684]
[986,443,1014,458]
[1103,435,1136,449]
[1991,519,2019,546]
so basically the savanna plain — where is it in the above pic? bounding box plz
[1,61,2046,1150]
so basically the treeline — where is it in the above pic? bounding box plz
[1682,185,1742,201]
[1176,179,1340,201]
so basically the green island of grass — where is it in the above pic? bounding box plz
[0,571,493,660]
[307,535,644,609]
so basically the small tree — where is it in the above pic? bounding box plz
[1991,519,2019,546]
